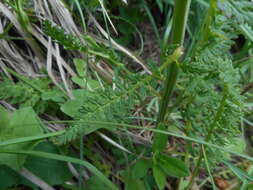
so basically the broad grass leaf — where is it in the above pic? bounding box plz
[156,154,189,178]
[153,165,166,190]
[0,107,43,170]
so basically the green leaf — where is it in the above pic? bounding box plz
[0,105,10,131]
[0,150,119,190]
[240,24,253,42]
[156,154,189,178]
[60,89,118,140]
[71,76,86,87]
[0,165,33,189]
[122,170,146,190]
[223,160,253,182]
[153,165,166,190]
[41,90,65,103]
[224,137,246,160]
[71,77,100,89]
[85,176,111,190]
[25,142,72,185]
[0,107,43,170]
[132,159,152,179]
[152,123,167,152]
[0,131,64,147]
[61,90,85,118]
[155,0,163,12]
[0,165,22,188]
[74,58,86,77]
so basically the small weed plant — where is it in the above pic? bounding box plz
[1,0,253,189]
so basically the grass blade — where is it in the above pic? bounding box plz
[202,145,217,190]
[0,150,119,190]
[0,131,64,147]
[223,160,253,182]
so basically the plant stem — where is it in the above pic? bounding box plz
[186,88,228,189]
[153,0,191,151]
[185,0,216,61]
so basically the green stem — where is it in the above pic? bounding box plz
[186,88,228,189]
[153,0,191,152]
[177,122,191,190]
[185,0,216,60]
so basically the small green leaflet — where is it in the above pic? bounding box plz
[71,58,100,89]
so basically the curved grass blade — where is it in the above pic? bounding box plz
[202,145,217,190]
[0,131,64,147]
[3,120,253,165]
[223,160,253,182]
[240,165,253,190]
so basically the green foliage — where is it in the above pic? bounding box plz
[152,123,167,153]
[43,20,122,68]
[121,169,147,190]
[0,141,72,189]
[152,165,166,190]
[59,85,137,143]
[0,76,64,114]
[152,153,189,189]
[0,106,43,170]
[25,141,72,185]
[115,6,144,46]
[153,153,189,178]
[2,0,253,189]
[5,150,119,190]
[132,159,152,179]
[84,176,111,190]
[0,165,33,189]
[71,58,100,89]
[223,160,253,182]
[179,1,245,163]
